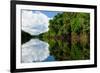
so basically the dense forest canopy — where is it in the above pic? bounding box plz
[41,12,90,36]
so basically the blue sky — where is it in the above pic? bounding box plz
[32,10,62,18]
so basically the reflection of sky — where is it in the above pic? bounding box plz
[43,55,55,62]
[22,39,50,63]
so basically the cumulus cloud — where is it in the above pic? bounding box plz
[22,39,50,63]
[22,10,49,35]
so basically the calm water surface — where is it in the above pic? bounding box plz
[22,39,55,63]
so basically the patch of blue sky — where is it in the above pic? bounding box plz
[32,10,62,18]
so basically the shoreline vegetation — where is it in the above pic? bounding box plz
[22,12,90,61]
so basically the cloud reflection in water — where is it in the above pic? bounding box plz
[22,39,50,63]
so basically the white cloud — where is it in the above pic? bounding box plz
[22,10,49,35]
[22,39,50,63]
[48,17,53,20]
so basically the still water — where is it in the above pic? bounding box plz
[22,39,55,63]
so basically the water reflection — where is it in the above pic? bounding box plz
[22,39,55,63]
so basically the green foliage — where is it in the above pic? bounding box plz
[70,43,86,60]
[22,12,90,61]
[43,12,90,60]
